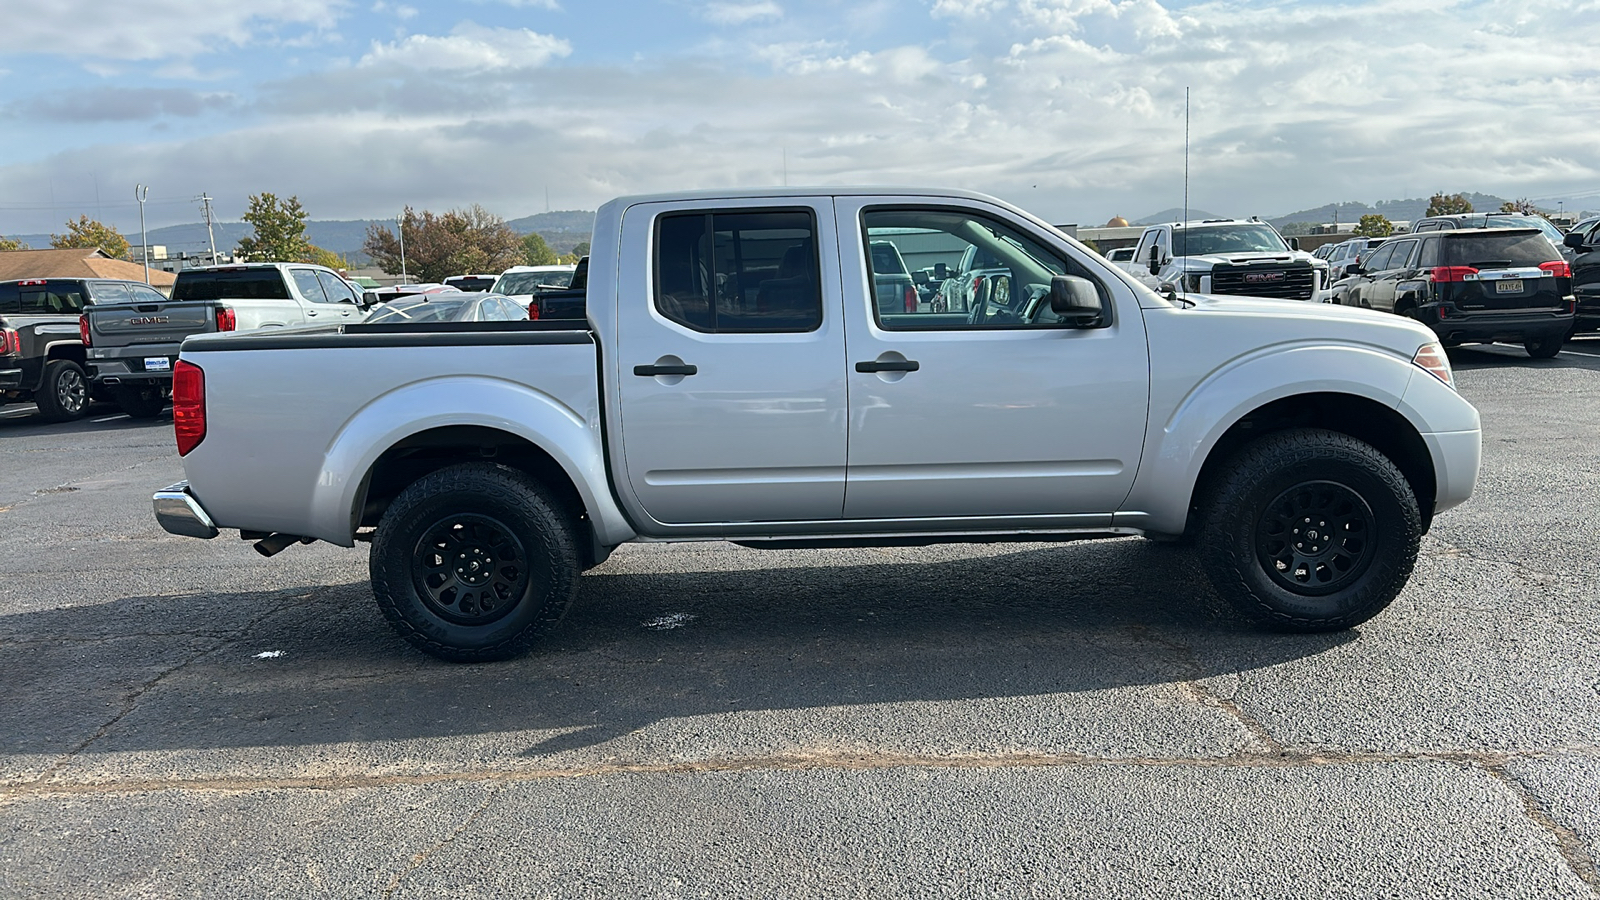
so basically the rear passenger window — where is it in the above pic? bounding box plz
[1418,240,1441,268]
[291,269,329,302]
[19,282,90,313]
[653,209,821,333]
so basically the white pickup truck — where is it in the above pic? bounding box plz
[152,187,1480,662]
[1123,218,1331,302]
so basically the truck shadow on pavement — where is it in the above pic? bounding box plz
[1447,337,1600,372]
[3,540,1357,762]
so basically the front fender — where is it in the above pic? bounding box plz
[307,376,634,547]
[1120,344,1420,535]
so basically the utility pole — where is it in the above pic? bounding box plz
[198,193,218,264]
[397,212,409,284]
[135,184,150,283]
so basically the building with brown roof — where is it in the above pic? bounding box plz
[0,248,176,293]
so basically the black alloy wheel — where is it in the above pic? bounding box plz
[413,513,530,626]
[36,360,89,422]
[1254,481,1377,596]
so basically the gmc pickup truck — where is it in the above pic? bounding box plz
[153,188,1481,662]
[83,262,367,417]
[1123,218,1330,302]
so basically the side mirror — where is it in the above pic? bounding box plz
[1147,245,1164,276]
[1565,232,1586,249]
[1049,275,1104,327]
[1290,237,1301,250]
[934,262,948,279]
[361,291,381,308]
[912,270,930,285]
[1347,264,1363,276]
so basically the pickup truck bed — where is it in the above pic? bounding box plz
[154,186,1481,663]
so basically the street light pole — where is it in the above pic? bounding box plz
[397,212,409,284]
[135,184,150,284]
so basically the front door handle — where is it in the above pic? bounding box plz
[855,359,919,373]
[634,363,698,376]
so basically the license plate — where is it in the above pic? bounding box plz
[144,357,171,372]
[1495,280,1523,293]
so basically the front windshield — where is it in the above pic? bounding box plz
[1172,224,1289,256]
[494,271,573,294]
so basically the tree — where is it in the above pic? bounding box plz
[521,232,558,266]
[1353,214,1394,238]
[1499,198,1546,217]
[363,205,522,283]
[1426,192,1473,216]
[236,193,313,263]
[571,241,591,258]
[304,245,346,270]
[51,216,129,258]
[0,235,28,252]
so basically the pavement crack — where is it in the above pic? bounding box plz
[1483,762,1600,895]
[26,595,305,786]
[381,784,501,897]
[9,747,1599,801]
[1126,625,1287,756]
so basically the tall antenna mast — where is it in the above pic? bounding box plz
[1182,87,1189,257]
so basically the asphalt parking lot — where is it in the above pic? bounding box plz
[1,339,1598,898]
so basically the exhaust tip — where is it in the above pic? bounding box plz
[253,533,300,557]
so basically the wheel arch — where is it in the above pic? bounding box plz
[1123,345,1436,536]
[304,377,635,552]
[42,340,86,366]
[1187,393,1436,535]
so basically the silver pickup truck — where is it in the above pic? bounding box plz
[153,187,1481,662]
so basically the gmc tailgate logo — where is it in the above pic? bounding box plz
[128,316,170,325]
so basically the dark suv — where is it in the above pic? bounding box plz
[1336,228,1573,357]
[1562,223,1600,337]
[0,278,168,420]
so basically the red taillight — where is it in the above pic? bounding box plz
[2,328,19,356]
[78,314,90,347]
[173,361,206,456]
[216,306,236,332]
[903,284,917,313]
[527,300,540,321]
[1539,260,1571,278]
[1431,266,1480,283]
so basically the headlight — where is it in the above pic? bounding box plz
[1185,273,1205,292]
[1412,341,1455,390]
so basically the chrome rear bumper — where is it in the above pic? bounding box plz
[153,481,219,539]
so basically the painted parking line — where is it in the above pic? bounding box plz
[92,414,129,423]
[1,407,35,418]
[1559,348,1600,359]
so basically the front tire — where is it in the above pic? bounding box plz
[1199,429,1420,632]
[371,463,581,662]
[35,360,89,422]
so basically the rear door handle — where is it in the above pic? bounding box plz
[633,363,698,376]
[855,359,919,373]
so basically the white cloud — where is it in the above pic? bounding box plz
[360,24,573,71]
[4,0,1600,233]
[5,0,345,63]
[702,2,784,25]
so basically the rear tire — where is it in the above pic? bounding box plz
[1524,334,1563,359]
[1199,428,1420,632]
[371,462,581,662]
[35,360,89,422]
[113,384,168,419]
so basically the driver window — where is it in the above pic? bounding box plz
[862,207,1104,330]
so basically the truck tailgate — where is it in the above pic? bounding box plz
[88,301,213,346]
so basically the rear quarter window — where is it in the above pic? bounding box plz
[173,270,291,301]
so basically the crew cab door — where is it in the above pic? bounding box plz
[613,198,848,530]
[835,198,1150,522]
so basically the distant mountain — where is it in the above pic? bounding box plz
[1266,193,1513,229]
[507,210,594,234]
[1132,208,1225,225]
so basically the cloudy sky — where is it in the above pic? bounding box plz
[3,0,1598,237]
